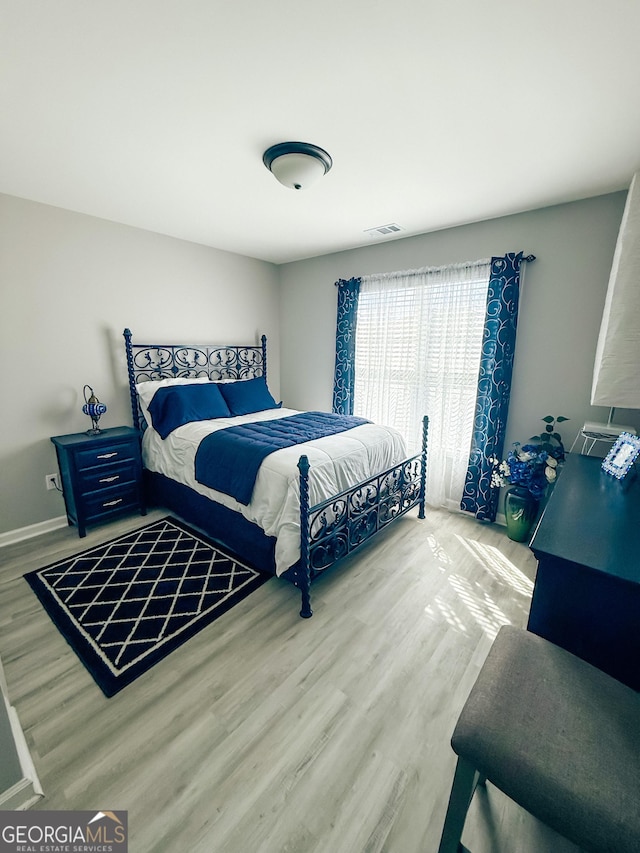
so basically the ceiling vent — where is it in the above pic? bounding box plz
[364,223,404,239]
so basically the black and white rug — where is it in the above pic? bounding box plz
[25,517,269,697]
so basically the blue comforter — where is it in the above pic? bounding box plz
[194,411,370,505]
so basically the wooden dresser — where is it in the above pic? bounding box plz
[528,452,640,691]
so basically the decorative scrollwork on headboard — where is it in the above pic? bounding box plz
[123,329,267,432]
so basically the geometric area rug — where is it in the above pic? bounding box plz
[24,517,269,697]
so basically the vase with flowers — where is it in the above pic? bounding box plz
[491,415,568,542]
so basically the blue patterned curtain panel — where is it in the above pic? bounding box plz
[460,252,526,521]
[332,277,361,415]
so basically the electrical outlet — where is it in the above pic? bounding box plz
[45,473,60,491]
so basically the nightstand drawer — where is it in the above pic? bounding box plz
[75,441,136,471]
[84,483,141,522]
[78,459,138,493]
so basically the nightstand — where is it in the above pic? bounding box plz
[51,426,146,537]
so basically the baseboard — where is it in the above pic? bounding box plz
[0,516,67,549]
[0,659,43,809]
[0,777,42,810]
[7,703,43,804]
[460,508,507,527]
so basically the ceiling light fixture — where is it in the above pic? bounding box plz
[263,141,332,191]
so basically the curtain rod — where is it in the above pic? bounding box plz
[336,253,536,285]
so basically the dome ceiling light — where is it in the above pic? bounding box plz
[263,141,332,191]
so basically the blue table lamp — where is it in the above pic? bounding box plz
[82,385,107,435]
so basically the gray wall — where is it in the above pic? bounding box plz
[0,194,280,536]
[279,192,639,461]
[2,190,637,538]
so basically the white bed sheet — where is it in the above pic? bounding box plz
[141,407,408,575]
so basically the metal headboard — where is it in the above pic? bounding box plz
[123,328,267,432]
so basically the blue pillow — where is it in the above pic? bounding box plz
[147,383,231,439]
[218,377,280,416]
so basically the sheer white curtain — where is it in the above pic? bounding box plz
[354,260,491,511]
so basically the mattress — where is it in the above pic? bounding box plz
[141,407,408,575]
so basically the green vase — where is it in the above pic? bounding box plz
[504,486,539,542]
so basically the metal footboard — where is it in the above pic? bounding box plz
[296,415,429,617]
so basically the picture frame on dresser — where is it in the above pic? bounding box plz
[601,431,640,480]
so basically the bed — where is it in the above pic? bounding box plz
[123,329,428,617]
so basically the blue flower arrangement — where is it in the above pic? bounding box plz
[491,415,568,500]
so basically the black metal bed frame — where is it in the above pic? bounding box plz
[123,329,427,617]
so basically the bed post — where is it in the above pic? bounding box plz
[261,334,267,382]
[418,415,429,519]
[123,328,141,431]
[297,454,313,618]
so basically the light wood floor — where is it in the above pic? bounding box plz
[0,508,583,853]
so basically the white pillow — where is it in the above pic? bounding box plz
[135,376,210,421]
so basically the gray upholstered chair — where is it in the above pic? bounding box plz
[437,625,640,853]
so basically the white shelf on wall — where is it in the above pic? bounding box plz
[569,422,637,456]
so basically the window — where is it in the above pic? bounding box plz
[354,261,491,510]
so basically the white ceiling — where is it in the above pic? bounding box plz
[2,1,640,265]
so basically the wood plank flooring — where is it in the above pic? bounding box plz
[0,508,583,852]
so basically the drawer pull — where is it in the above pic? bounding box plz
[99,475,120,484]
[102,498,123,508]
[96,452,118,460]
